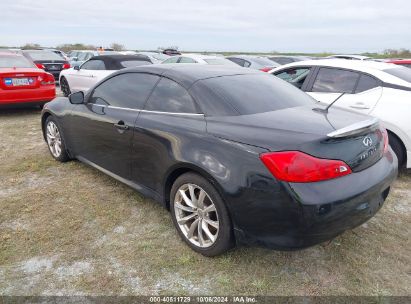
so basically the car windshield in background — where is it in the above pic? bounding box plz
[201,73,315,116]
[25,50,63,61]
[120,60,151,68]
[0,56,34,68]
[252,57,277,66]
[384,67,411,83]
[204,59,236,65]
[152,53,169,61]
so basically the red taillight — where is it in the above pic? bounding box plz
[260,151,352,183]
[62,63,70,69]
[35,63,45,69]
[39,73,55,85]
[259,67,272,72]
[382,128,389,153]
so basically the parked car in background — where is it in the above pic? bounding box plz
[386,59,411,69]
[41,64,396,256]
[268,55,311,65]
[59,55,152,96]
[271,59,411,168]
[326,55,370,60]
[226,55,280,71]
[69,50,119,67]
[162,48,181,56]
[162,54,237,65]
[0,52,55,107]
[137,52,170,63]
[22,50,70,82]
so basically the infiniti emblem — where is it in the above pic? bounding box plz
[363,136,373,147]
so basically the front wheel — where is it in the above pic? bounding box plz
[170,173,234,256]
[45,116,70,162]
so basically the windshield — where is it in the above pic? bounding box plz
[251,57,277,66]
[120,60,152,68]
[151,53,169,61]
[204,58,236,66]
[0,55,34,68]
[198,73,315,116]
[24,50,63,61]
[384,67,411,83]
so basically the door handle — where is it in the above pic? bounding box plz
[114,121,129,131]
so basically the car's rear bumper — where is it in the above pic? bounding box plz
[232,150,398,249]
[0,87,56,105]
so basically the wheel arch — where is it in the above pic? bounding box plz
[163,163,227,211]
[41,111,53,141]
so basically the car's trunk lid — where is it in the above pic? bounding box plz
[206,105,385,172]
[0,68,45,90]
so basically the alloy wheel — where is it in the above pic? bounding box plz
[174,183,219,248]
[46,121,62,158]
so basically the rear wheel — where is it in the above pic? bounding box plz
[170,173,234,256]
[45,116,70,162]
[60,77,71,97]
[388,133,406,169]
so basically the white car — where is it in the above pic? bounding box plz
[162,54,237,66]
[270,59,411,169]
[59,55,152,96]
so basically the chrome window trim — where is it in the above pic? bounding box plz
[88,103,204,116]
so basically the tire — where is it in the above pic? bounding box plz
[388,133,406,169]
[170,172,234,256]
[60,77,71,97]
[45,116,70,162]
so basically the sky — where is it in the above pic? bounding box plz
[1,0,410,53]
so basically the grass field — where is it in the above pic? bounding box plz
[0,108,410,296]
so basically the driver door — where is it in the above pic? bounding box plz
[66,72,160,180]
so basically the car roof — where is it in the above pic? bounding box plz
[115,64,259,88]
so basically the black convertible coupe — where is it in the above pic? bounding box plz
[41,65,397,256]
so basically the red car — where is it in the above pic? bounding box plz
[0,52,56,107]
[387,59,411,69]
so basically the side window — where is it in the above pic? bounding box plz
[145,78,198,113]
[311,68,360,93]
[243,60,251,68]
[81,60,106,70]
[162,57,179,64]
[89,73,160,109]
[355,74,379,93]
[274,67,311,89]
[227,58,245,67]
[179,57,197,63]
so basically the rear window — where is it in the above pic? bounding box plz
[384,67,411,83]
[120,60,152,68]
[0,55,34,68]
[197,73,315,116]
[24,51,63,61]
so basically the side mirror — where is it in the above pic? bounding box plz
[68,91,84,104]
[74,65,80,71]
